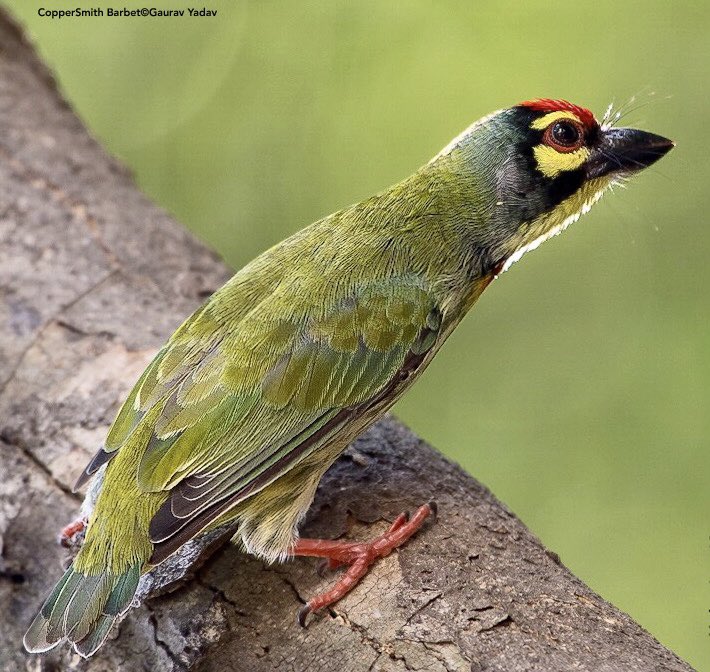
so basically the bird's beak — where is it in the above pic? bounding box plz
[585,127,675,180]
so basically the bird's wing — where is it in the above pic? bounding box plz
[72,261,286,489]
[77,270,442,561]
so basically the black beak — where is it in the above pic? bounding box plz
[586,127,674,180]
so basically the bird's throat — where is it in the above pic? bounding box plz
[499,176,612,273]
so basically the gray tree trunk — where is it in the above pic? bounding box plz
[0,10,693,672]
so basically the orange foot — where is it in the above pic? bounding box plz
[293,502,436,626]
[58,517,87,548]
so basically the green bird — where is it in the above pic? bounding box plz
[24,99,673,657]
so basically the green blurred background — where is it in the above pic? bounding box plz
[5,1,707,667]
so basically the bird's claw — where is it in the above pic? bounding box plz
[58,518,87,549]
[297,604,311,628]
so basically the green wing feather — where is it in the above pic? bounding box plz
[78,266,441,556]
[143,277,441,553]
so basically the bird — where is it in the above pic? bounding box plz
[24,98,673,657]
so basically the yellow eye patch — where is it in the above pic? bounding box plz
[530,110,589,178]
[533,144,590,178]
[530,110,582,130]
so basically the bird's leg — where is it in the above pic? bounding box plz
[314,510,413,574]
[293,502,436,626]
[58,517,87,548]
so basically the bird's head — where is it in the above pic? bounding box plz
[433,98,674,273]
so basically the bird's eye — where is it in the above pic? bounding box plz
[543,119,584,153]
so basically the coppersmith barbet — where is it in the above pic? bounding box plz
[24,99,673,657]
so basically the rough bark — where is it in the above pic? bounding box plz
[0,10,693,672]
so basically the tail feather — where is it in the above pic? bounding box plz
[45,571,84,643]
[74,614,119,658]
[104,565,140,615]
[24,563,140,658]
[23,612,52,655]
[64,573,112,641]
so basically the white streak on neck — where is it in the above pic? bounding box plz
[500,188,607,273]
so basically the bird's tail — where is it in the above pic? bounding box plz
[23,561,140,658]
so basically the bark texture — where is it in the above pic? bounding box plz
[0,10,693,672]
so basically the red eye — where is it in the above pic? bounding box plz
[543,119,584,153]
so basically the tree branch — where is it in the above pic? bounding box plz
[0,10,692,672]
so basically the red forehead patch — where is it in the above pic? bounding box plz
[519,99,597,128]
